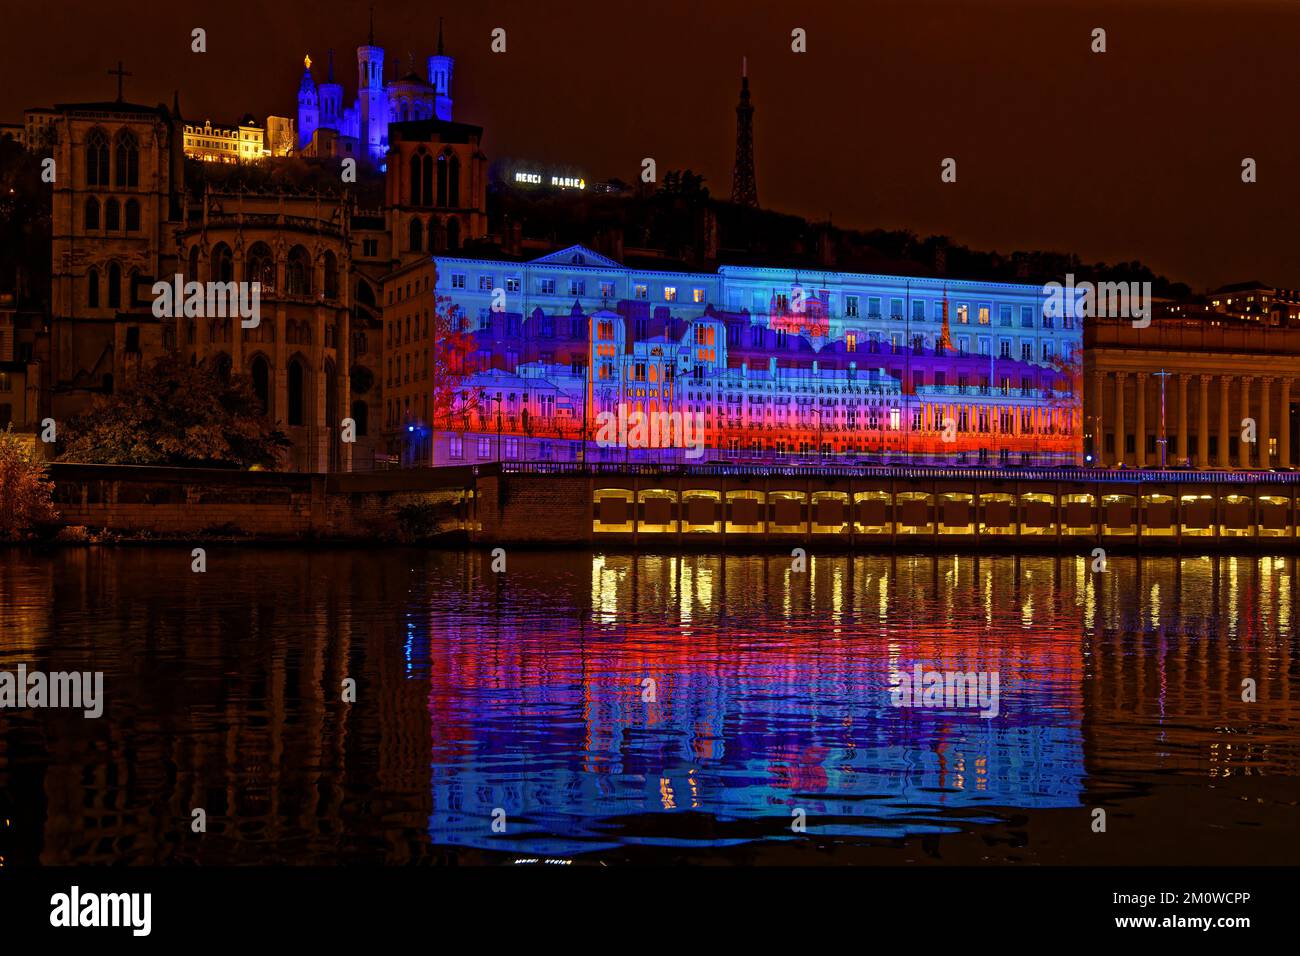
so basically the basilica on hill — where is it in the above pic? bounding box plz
[296,17,455,162]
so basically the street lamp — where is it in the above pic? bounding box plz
[490,394,503,463]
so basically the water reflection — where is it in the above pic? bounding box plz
[0,549,1295,864]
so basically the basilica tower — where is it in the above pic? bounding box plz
[357,14,387,160]
[426,17,454,121]
[317,49,344,132]
[296,55,318,149]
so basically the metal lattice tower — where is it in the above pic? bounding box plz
[731,57,758,207]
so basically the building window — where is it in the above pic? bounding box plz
[664,286,677,301]
[503,437,519,459]
[539,278,555,294]
[911,300,925,321]
[1021,343,1032,361]
[693,288,705,303]
[107,262,121,308]
[890,298,904,319]
[113,130,139,187]
[999,304,1013,326]
[957,304,969,324]
[478,275,494,291]
[85,128,109,186]
[478,437,491,458]
[868,297,881,318]
[846,332,857,353]
[506,277,521,293]
[1020,306,1034,328]
[635,284,647,300]
[600,281,614,298]
[569,279,585,296]
[845,295,859,318]
[449,435,464,458]
[451,273,466,289]
[288,359,306,426]
[978,304,990,325]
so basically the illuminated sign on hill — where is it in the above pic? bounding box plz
[513,170,586,189]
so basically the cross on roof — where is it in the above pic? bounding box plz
[108,60,132,102]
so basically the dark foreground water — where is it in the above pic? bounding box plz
[0,548,1296,866]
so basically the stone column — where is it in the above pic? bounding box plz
[1134,372,1147,468]
[1218,375,1232,469]
[1114,372,1127,467]
[1259,376,1272,469]
[1239,375,1253,469]
[1176,373,1190,466]
[1093,369,1106,465]
[1198,375,1211,469]
[1281,379,1293,469]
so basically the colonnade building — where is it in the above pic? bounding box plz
[1084,317,1300,469]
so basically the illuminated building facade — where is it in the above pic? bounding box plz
[296,19,455,162]
[1208,280,1300,325]
[182,115,296,163]
[395,245,1084,465]
[1084,314,1300,469]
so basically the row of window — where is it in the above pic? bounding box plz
[84,128,139,188]
[84,197,141,232]
[186,243,340,298]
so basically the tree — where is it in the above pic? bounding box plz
[0,425,56,539]
[428,292,479,431]
[59,354,289,468]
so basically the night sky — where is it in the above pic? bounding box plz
[4,0,1299,290]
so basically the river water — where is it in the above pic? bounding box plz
[0,548,1295,865]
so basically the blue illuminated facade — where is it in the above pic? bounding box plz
[392,246,1084,465]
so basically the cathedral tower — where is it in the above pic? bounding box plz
[426,17,454,121]
[357,13,387,160]
[297,55,318,149]
[317,49,344,131]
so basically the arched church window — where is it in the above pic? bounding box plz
[86,129,109,186]
[288,358,306,426]
[247,243,274,288]
[114,130,139,187]
[211,243,234,283]
[250,354,271,413]
[323,251,339,299]
[286,246,311,296]
[448,155,460,207]
[84,197,99,230]
[408,217,423,252]
[409,151,423,205]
